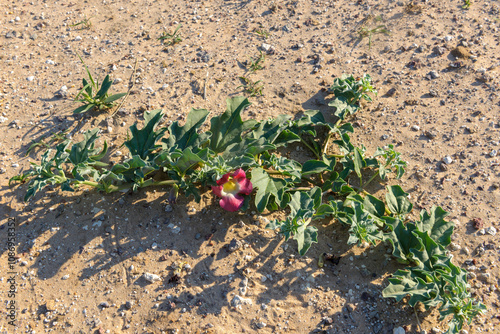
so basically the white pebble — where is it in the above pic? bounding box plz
[27,76,35,81]
[443,156,453,164]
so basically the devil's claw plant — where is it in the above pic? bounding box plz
[72,53,126,114]
[11,74,485,333]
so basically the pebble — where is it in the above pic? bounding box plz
[429,70,440,79]
[442,156,453,165]
[485,226,497,236]
[45,59,55,65]
[444,35,453,42]
[143,273,161,283]
[0,116,8,123]
[99,301,110,308]
[449,242,461,251]
[227,238,242,252]
[489,149,498,157]
[411,125,420,131]
[167,223,181,234]
[231,295,252,309]
[62,274,70,280]
[124,301,134,310]
[255,322,267,329]
[27,76,35,81]
[165,204,173,212]
[393,327,405,334]
[74,36,82,41]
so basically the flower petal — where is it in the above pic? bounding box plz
[212,185,224,198]
[237,178,253,195]
[216,173,230,186]
[220,193,244,212]
[231,168,247,181]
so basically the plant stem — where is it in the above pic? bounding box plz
[286,187,313,192]
[299,137,320,160]
[360,170,380,191]
[78,179,178,192]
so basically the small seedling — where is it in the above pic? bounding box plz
[357,25,390,50]
[26,130,69,155]
[70,16,93,29]
[72,52,126,114]
[159,24,182,47]
[238,76,264,97]
[462,0,471,9]
[254,28,270,39]
[247,51,265,73]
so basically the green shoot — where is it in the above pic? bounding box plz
[70,16,93,29]
[238,76,264,97]
[72,52,126,114]
[159,24,182,47]
[247,51,265,73]
[462,0,471,9]
[357,25,390,50]
[26,130,69,155]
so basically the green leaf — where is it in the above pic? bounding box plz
[353,147,365,180]
[162,108,210,151]
[385,185,413,216]
[328,96,359,120]
[416,206,454,247]
[346,202,383,245]
[94,75,112,100]
[301,160,330,176]
[383,218,422,264]
[382,268,439,306]
[251,167,287,212]
[104,92,127,104]
[73,103,95,114]
[363,194,386,218]
[68,129,100,165]
[296,225,318,256]
[125,109,166,160]
[209,97,257,153]
[171,148,207,176]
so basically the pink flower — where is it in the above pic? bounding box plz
[212,168,253,212]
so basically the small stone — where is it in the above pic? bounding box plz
[165,204,173,212]
[143,273,161,283]
[449,242,461,251]
[451,46,471,59]
[62,274,70,280]
[45,300,56,311]
[227,238,242,252]
[45,59,55,65]
[411,125,420,131]
[429,70,440,79]
[424,129,437,139]
[99,301,110,308]
[444,35,454,42]
[255,322,267,329]
[231,295,252,309]
[124,301,134,310]
[167,223,180,234]
[485,226,497,236]
[442,156,453,165]
[27,76,35,81]
[151,242,158,250]
[472,218,484,229]
[74,36,82,41]
[489,149,498,157]
[393,327,406,334]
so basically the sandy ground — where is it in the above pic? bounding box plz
[0,0,499,333]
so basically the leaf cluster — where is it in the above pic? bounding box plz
[73,53,126,114]
[159,24,182,47]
